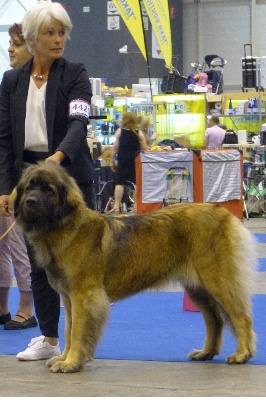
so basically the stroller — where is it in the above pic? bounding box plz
[185,62,212,94]
[202,55,227,94]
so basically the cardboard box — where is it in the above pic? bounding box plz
[174,134,191,148]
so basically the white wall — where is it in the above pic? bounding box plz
[183,0,266,91]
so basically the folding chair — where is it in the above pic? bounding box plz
[245,180,266,216]
[94,165,136,213]
[202,54,227,94]
[95,180,115,213]
[243,180,249,220]
[94,166,115,213]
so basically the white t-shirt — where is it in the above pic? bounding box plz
[24,77,48,151]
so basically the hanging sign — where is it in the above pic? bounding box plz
[107,16,120,30]
[112,0,147,61]
[107,1,120,15]
[152,28,164,59]
[142,0,172,69]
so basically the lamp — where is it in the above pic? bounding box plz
[118,45,145,55]
[119,45,128,54]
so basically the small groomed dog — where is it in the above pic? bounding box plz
[11,161,257,373]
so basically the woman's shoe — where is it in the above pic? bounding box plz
[108,208,120,214]
[4,315,38,330]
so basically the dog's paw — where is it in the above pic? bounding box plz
[49,360,84,373]
[46,356,64,367]
[188,349,216,361]
[227,352,251,364]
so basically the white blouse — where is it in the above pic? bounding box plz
[24,77,48,151]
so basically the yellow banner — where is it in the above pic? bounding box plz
[112,0,147,61]
[142,0,172,69]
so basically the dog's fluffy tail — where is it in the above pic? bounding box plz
[231,219,258,300]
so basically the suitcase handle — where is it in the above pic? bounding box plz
[244,44,252,58]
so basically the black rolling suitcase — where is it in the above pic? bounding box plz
[161,71,186,94]
[242,44,257,91]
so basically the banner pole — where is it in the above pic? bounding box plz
[139,0,152,100]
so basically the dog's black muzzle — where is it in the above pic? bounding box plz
[25,194,40,209]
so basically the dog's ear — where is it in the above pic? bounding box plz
[63,175,85,209]
[66,187,85,208]
[57,184,76,219]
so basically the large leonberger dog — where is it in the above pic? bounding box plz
[11,161,257,373]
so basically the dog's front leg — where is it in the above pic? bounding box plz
[49,287,110,373]
[46,294,72,368]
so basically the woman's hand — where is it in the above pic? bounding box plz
[0,195,13,216]
[45,151,66,165]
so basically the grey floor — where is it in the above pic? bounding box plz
[1,218,266,397]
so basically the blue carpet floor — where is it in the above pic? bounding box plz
[254,233,266,243]
[258,258,266,272]
[254,233,266,271]
[1,289,266,365]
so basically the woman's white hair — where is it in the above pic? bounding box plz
[22,1,73,51]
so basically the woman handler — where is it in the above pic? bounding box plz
[0,1,95,360]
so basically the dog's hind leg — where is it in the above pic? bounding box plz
[186,284,255,364]
[219,251,256,364]
[49,287,110,373]
[226,312,255,364]
[188,272,255,364]
[210,286,255,364]
[185,287,224,361]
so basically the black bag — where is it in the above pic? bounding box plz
[158,139,183,149]
[260,131,266,145]
[223,130,238,145]
[161,72,186,94]
[242,44,257,90]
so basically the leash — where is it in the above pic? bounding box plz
[0,221,16,241]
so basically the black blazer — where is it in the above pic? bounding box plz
[0,57,94,195]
